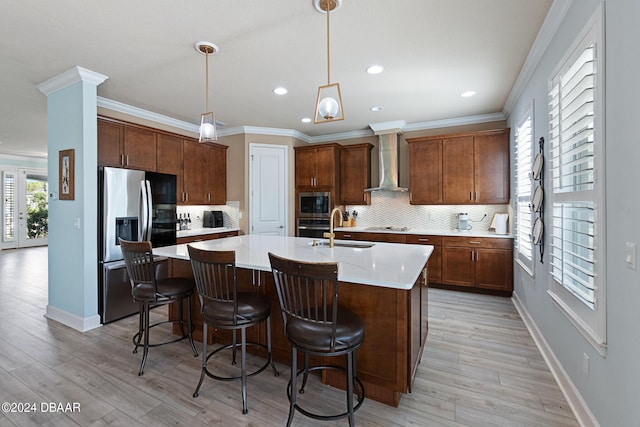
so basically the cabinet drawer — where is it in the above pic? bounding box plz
[406,235,442,245]
[441,236,512,250]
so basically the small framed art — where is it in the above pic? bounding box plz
[59,149,74,200]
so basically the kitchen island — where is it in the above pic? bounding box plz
[154,234,433,407]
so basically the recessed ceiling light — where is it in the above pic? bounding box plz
[366,65,384,75]
[301,117,312,123]
[273,87,288,95]
[461,90,476,97]
[370,106,384,112]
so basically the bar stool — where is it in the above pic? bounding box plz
[187,245,279,414]
[268,252,365,426]
[119,239,198,376]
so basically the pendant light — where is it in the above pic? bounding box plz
[195,41,219,142]
[314,0,344,124]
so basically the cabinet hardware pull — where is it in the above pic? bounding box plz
[469,241,481,244]
[120,154,125,166]
[475,191,478,200]
[470,191,472,200]
[418,238,429,242]
[409,192,413,202]
[344,234,351,238]
[125,155,129,166]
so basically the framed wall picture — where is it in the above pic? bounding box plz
[59,149,74,200]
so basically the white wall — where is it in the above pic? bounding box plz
[508,1,640,425]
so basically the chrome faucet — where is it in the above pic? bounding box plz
[323,207,344,248]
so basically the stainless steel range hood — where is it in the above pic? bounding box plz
[365,132,408,192]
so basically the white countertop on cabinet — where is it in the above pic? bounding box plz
[154,234,432,290]
[335,226,514,239]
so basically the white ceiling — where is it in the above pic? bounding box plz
[0,0,552,158]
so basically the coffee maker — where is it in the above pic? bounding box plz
[457,212,470,231]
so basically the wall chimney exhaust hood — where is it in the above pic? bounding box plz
[365,121,408,192]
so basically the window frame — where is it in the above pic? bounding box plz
[546,5,606,355]
[514,103,535,276]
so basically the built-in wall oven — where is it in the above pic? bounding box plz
[297,191,331,237]
[297,218,331,238]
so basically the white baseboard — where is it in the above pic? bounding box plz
[45,304,102,332]
[512,291,599,427]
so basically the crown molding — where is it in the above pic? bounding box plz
[98,97,506,144]
[0,152,48,161]
[403,112,506,132]
[97,97,200,134]
[37,66,108,96]
[503,0,574,116]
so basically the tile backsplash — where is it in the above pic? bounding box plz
[177,201,240,229]
[346,191,510,232]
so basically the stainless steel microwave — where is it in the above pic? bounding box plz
[298,191,331,217]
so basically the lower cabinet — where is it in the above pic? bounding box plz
[336,231,513,294]
[406,234,442,284]
[335,231,406,243]
[441,236,513,292]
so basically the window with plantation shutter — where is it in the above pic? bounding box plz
[514,107,534,275]
[547,7,606,353]
[3,171,16,242]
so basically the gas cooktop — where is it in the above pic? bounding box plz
[364,226,410,232]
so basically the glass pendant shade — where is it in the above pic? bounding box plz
[199,112,217,142]
[195,41,219,142]
[314,82,344,123]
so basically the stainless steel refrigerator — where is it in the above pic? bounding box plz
[98,167,177,323]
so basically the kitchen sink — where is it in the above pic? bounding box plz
[310,241,375,249]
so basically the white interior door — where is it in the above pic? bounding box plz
[17,168,48,248]
[250,144,287,235]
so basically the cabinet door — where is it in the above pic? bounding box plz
[475,248,513,291]
[295,148,317,188]
[426,246,442,283]
[98,120,123,167]
[123,127,157,171]
[474,131,510,204]
[442,136,474,204]
[206,145,227,205]
[341,144,372,205]
[409,139,442,204]
[406,235,442,283]
[441,247,475,287]
[314,147,337,188]
[181,139,208,204]
[156,134,183,201]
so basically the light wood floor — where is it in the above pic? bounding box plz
[0,247,579,426]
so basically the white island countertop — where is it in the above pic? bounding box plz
[177,227,240,238]
[154,234,432,290]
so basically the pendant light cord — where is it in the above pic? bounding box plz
[326,0,331,85]
[205,49,210,112]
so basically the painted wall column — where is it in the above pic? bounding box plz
[37,67,108,331]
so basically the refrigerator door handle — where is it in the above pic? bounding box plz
[139,180,152,242]
[145,180,153,241]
